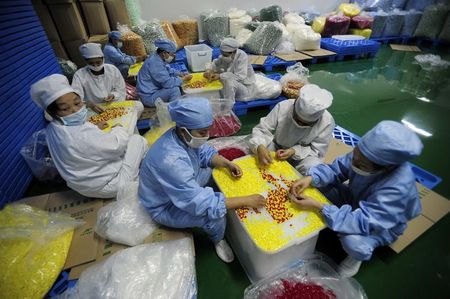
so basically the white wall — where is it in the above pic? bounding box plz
[139,0,343,22]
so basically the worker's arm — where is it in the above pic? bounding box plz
[248,102,281,154]
[150,60,182,88]
[109,67,126,101]
[211,154,242,178]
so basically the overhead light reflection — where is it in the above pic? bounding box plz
[417,97,431,102]
[401,119,432,137]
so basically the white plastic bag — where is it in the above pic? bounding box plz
[230,14,252,37]
[414,54,450,71]
[283,12,306,26]
[292,27,321,51]
[280,63,310,99]
[95,182,158,246]
[58,238,197,299]
[275,40,295,54]
[236,28,253,46]
[274,22,291,42]
[242,74,282,102]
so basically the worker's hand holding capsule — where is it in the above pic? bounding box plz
[96,121,109,130]
[227,162,243,178]
[276,148,295,160]
[290,194,324,210]
[257,145,273,167]
[245,194,267,209]
[290,176,313,197]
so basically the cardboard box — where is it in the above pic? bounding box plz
[88,34,108,48]
[51,40,69,59]
[80,1,111,36]
[33,2,61,41]
[17,190,194,280]
[323,139,450,253]
[104,0,131,29]
[63,38,88,67]
[47,2,88,41]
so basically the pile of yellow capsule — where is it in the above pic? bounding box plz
[212,154,331,252]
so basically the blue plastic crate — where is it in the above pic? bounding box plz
[332,125,442,189]
[251,55,297,72]
[321,38,381,60]
[46,270,69,298]
[169,62,188,73]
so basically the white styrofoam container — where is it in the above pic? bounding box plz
[185,44,212,72]
[226,210,321,283]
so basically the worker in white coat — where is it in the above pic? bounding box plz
[204,38,256,101]
[249,84,335,174]
[30,74,148,198]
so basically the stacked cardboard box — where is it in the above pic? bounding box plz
[104,0,131,30]
[45,0,89,67]
[79,0,111,36]
[32,0,68,59]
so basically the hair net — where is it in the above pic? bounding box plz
[168,98,213,129]
[30,74,76,109]
[79,43,104,59]
[108,31,122,40]
[220,38,240,52]
[295,84,333,122]
[154,39,177,53]
[358,120,423,166]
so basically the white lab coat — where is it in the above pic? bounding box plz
[46,121,148,198]
[72,64,126,104]
[212,49,256,100]
[248,99,335,173]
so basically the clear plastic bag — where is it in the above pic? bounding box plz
[124,0,141,27]
[201,10,229,47]
[414,4,449,39]
[355,0,393,12]
[350,15,374,29]
[275,40,295,54]
[172,16,199,47]
[367,11,389,37]
[236,28,253,46]
[144,99,175,147]
[283,12,305,26]
[383,10,405,36]
[57,58,77,83]
[299,8,320,25]
[414,54,450,71]
[322,15,351,37]
[160,20,182,50]
[0,204,82,299]
[292,27,321,51]
[275,22,291,42]
[312,16,326,33]
[20,129,60,182]
[243,74,282,101]
[280,62,309,98]
[207,134,251,153]
[244,22,283,55]
[259,5,283,22]
[132,19,167,54]
[243,254,368,299]
[229,10,252,37]
[208,98,241,137]
[393,0,408,9]
[95,182,158,246]
[58,238,197,299]
[118,23,147,57]
[401,10,422,36]
[338,3,361,17]
[405,0,437,11]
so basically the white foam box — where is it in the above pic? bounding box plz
[185,44,212,72]
[213,155,328,283]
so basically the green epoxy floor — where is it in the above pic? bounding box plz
[196,45,450,299]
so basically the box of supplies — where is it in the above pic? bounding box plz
[182,72,223,100]
[47,1,88,42]
[88,34,109,48]
[33,1,61,41]
[51,41,69,59]
[79,1,111,36]
[104,0,131,29]
[212,155,330,282]
[185,44,212,72]
[63,38,88,67]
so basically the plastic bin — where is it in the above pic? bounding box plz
[182,72,223,99]
[185,44,213,72]
[213,155,330,282]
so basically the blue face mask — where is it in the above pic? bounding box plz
[60,105,87,126]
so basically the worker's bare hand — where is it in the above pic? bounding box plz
[96,121,109,130]
[136,55,147,62]
[227,162,243,178]
[87,101,104,114]
[276,148,295,160]
[257,145,273,167]
[112,123,123,128]
[290,194,323,210]
[290,176,313,197]
[181,74,193,81]
[245,194,266,209]
[104,94,115,102]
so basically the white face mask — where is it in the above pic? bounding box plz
[59,105,87,126]
[164,53,174,63]
[351,164,380,177]
[117,41,123,48]
[88,64,104,72]
[182,128,209,148]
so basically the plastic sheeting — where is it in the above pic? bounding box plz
[242,74,282,102]
[414,4,449,39]
[259,5,283,22]
[401,10,423,36]
[383,11,405,36]
[368,11,389,37]
[58,238,197,299]
[438,13,450,42]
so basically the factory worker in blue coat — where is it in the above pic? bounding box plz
[138,97,266,263]
[289,121,423,277]
[136,39,192,107]
[103,31,147,79]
